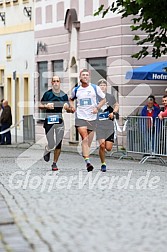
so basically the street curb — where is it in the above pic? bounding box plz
[0,143,166,164]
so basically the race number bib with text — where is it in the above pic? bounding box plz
[47,115,60,124]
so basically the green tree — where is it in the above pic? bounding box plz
[94,0,167,59]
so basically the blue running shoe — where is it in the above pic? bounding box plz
[101,164,106,172]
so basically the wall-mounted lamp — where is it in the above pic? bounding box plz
[0,12,5,25]
[23,7,32,21]
[36,41,47,55]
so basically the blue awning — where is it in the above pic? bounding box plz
[126,61,167,81]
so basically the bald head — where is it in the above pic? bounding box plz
[51,76,61,93]
[3,100,8,107]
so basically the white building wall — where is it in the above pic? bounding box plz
[0,0,34,142]
[35,0,118,31]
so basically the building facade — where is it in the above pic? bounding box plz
[35,0,167,147]
[0,0,34,141]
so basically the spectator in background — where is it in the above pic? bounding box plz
[147,95,160,108]
[165,88,167,95]
[158,95,167,120]
[0,102,3,144]
[141,97,160,154]
[141,97,160,119]
[0,100,12,145]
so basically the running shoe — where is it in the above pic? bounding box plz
[87,163,94,172]
[101,164,106,172]
[43,147,50,162]
[51,163,58,171]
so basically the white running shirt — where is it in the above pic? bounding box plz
[71,84,105,121]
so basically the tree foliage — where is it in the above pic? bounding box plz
[94,0,167,59]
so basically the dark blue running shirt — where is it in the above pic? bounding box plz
[41,89,69,120]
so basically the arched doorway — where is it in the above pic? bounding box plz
[64,9,80,142]
[69,56,79,142]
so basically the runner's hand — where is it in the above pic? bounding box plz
[63,103,69,110]
[108,113,114,119]
[92,107,98,114]
[64,103,75,113]
[70,107,76,113]
[46,103,54,110]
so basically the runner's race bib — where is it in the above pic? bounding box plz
[79,98,92,106]
[98,111,109,120]
[47,115,60,124]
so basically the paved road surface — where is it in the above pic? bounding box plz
[0,147,167,252]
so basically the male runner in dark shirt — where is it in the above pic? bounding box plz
[39,76,73,171]
[96,79,119,172]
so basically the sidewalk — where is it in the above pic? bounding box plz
[1,141,166,165]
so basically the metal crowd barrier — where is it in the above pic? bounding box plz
[23,115,35,143]
[120,116,166,165]
[110,119,126,157]
[154,117,167,157]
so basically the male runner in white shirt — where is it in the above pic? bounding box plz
[69,69,106,172]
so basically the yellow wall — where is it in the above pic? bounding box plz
[0,23,34,35]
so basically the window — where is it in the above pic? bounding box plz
[6,43,12,59]
[84,0,93,16]
[24,77,29,115]
[52,60,63,76]
[0,69,4,101]
[16,77,20,122]
[38,61,48,100]
[38,62,48,119]
[13,0,19,4]
[5,0,10,4]
[7,78,12,106]
[35,7,42,25]
[57,2,64,21]
[87,57,106,84]
[45,5,52,23]
[0,0,3,6]
[0,69,4,85]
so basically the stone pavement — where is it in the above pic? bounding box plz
[0,146,167,252]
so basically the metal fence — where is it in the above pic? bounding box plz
[154,117,167,157]
[121,116,166,165]
[110,119,126,157]
[23,115,35,143]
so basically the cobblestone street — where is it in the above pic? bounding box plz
[0,147,167,252]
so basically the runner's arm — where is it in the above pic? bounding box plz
[113,102,119,113]
[109,102,119,119]
[38,102,54,110]
[68,99,76,113]
[97,98,106,110]
[63,102,75,113]
[92,98,106,114]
